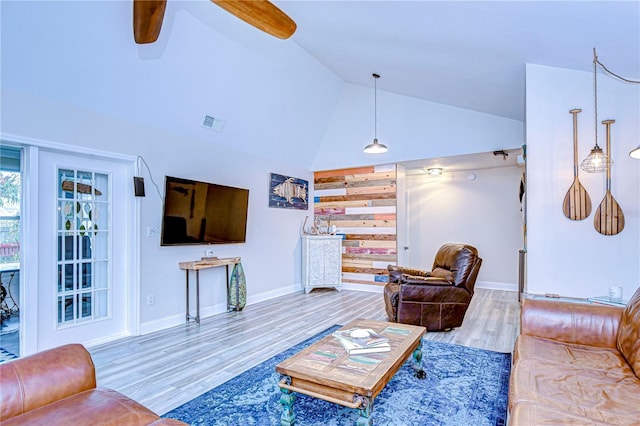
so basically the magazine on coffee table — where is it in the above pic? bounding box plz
[332,328,391,354]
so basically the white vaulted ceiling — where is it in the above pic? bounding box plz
[278,0,639,121]
[1,1,638,168]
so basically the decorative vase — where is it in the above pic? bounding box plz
[228,262,247,311]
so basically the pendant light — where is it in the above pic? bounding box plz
[364,73,388,154]
[580,49,611,173]
[579,49,640,162]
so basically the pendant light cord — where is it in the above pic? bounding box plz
[592,47,639,148]
[593,48,599,149]
[373,73,379,139]
[595,55,640,84]
[363,73,387,153]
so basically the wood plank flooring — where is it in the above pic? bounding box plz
[89,288,519,416]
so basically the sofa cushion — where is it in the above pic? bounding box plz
[617,287,640,378]
[520,298,622,348]
[509,356,640,424]
[513,335,634,376]
[0,388,160,426]
[510,401,613,425]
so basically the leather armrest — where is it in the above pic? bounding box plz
[0,344,96,421]
[520,298,623,348]
[399,267,431,277]
[400,274,452,286]
[388,265,431,284]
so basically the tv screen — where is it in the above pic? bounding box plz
[161,176,249,246]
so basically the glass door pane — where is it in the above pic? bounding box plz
[0,146,21,358]
[56,168,110,327]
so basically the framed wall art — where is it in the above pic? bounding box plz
[269,173,308,210]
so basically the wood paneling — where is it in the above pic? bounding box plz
[315,194,396,202]
[314,166,375,179]
[314,165,396,287]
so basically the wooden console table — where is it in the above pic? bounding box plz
[178,257,241,325]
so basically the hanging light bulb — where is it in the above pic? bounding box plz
[581,48,611,173]
[581,145,609,172]
[364,73,388,154]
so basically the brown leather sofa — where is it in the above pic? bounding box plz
[383,243,482,331]
[0,343,187,426]
[508,287,640,425]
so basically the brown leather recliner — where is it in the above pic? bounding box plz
[383,243,482,331]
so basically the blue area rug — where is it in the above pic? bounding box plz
[165,325,511,426]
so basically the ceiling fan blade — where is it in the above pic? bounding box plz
[211,0,297,39]
[133,0,167,44]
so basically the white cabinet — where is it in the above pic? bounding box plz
[301,235,343,294]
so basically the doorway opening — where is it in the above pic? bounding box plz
[398,147,525,291]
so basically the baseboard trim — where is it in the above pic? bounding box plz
[248,284,300,304]
[342,281,517,293]
[137,281,516,335]
[84,331,133,348]
[341,283,384,293]
[475,281,518,292]
[139,312,190,335]
[139,285,303,335]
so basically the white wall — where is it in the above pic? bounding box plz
[1,1,343,334]
[1,0,343,169]
[2,95,317,332]
[526,64,640,300]
[312,83,524,171]
[406,166,524,290]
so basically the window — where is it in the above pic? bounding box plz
[0,147,21,265]
[57,168,110,326]
[0,146,21,355]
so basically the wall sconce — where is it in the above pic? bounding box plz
[427,167,443,176]
[630,146,640,159]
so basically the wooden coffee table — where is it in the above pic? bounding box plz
[275,318,426,425]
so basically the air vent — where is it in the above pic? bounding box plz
[201,115,225,133]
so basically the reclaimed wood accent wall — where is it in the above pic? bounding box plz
[314,164,397,287]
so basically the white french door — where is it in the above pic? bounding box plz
[37,150,132,350]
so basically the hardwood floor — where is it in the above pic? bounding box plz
[89,288,519,416]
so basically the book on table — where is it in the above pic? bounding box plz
[332,328,391,354]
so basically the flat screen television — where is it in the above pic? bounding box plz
[161,176,249,246]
